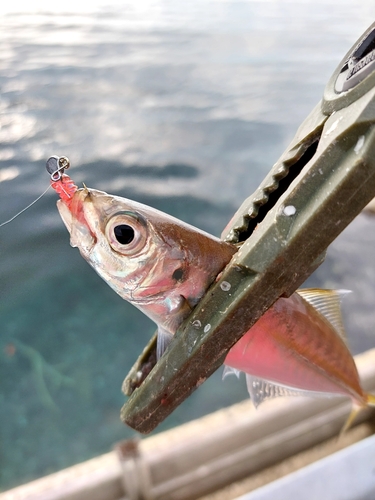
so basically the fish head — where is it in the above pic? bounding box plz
[57,186,237,334]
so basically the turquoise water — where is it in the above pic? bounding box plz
[1,0,375,490]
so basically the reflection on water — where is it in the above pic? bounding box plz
[1,0,375,490]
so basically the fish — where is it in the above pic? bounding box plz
[53,176,375,428]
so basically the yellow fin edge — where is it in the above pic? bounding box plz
[366,393,375,406]
[340,393,375,437]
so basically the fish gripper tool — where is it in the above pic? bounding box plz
[121,23,375,433]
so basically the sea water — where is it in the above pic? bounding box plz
[1,0,375,490]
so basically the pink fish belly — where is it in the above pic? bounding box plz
[224,294,364,401]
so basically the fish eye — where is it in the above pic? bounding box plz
[105,213,147,255]
[114,224,134,244]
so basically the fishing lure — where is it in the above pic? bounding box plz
[46,156,77,204]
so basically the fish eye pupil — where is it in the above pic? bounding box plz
[114,224,135,244]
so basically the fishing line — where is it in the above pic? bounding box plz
[0,184,52,228]
[0,155,70,228]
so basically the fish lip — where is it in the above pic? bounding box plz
[57,189,96,252]
[57,200,72,232]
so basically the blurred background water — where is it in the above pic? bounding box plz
[1,0,375,491]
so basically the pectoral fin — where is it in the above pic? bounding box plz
[156,327,174,361]
[222,366,241,380]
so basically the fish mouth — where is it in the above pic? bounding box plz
[57,188,96,253]
[57,200,73,232]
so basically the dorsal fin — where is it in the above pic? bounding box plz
[296,288,351,342]
[245,374,331,408]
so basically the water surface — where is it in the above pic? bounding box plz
[1,0,375,490]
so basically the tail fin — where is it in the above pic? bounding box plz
[340,393,375,436]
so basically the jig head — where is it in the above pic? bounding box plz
[46,156,77,203]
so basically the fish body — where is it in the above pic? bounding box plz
[55,181,374,416]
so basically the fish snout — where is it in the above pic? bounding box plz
[57,189,96,252]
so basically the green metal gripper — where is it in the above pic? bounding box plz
[121,23,375,434]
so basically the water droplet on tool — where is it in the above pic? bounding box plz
[220,281,231,291]
[283,205,296,216]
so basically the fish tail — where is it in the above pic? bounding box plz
[340,404,363,436]
[340,393,375,436]
[366,393,375,407]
